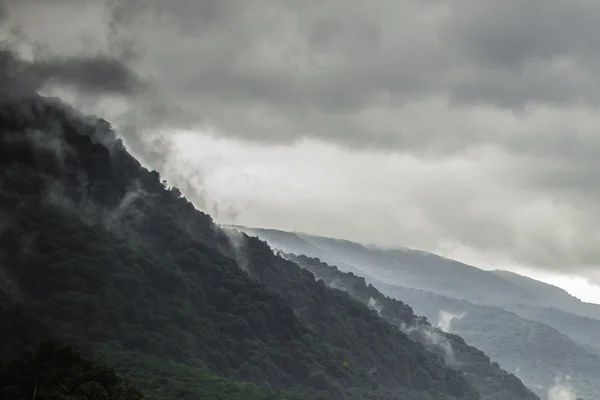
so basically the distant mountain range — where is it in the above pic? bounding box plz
[278,253,541,400]
[230,225,600,399]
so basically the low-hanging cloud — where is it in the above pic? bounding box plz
[367,297,383,315]
[547,376,578,400]
[400,322,459,366]
[436,311,465,333]
[0,21,142,98]
[31,55,143,95]
[4,0,600,284]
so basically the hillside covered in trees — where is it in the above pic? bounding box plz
[0,93,507,399]
[0,341,144,400]
[373,280,600,400]
[234,226,600,399]
[284,254,540,400]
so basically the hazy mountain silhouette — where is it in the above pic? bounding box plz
[232,226,600,399]
[280,253,541,400]
[374,281,600,400]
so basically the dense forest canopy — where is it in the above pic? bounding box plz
[284,253,540,400]
[235,226,599,400]
[0,341,144,400]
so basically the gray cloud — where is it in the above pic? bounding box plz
[0,48,143,97]
[4,0,600,284]
[6,0,600,145]
[31,55,144,95]
[0,3,141,99]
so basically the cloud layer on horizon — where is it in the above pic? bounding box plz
[2,0,600,285]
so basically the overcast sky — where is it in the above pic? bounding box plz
[3,0,600,302]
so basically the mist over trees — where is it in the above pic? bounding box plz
[1,93,490,399]
[285,253,540,400]
[235,228,599,400]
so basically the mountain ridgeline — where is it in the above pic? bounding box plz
[0,94,517,399]
[372,281,600,400]
[233,227,600,321]
[283,253,540,400]
[232,226,599,400]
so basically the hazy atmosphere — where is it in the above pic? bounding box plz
[4,2,600,400]
[3,0,600,303]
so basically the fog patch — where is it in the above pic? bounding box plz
[547,376,577,400]
[327,276,345,291]
[43,177,97,224]
[43,176,152,247]
[222,227,250,271]
[1,127,74,182]
[154,142,242,223]
[436,310,465,332]
[28,129,68,165]
[367,297,383,315]
[2,128,70,167]
[400,322,459,366]
[102,182,152,244]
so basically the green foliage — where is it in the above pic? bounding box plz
[287,254,540,400]
[0,341,143,400]
[0,95,481,399]
[0,340,306,400]
[0,292,51,361]
[96,347,306,400]
[374,280,600,400]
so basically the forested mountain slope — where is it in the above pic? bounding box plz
[0,94,481,399]
[373,281,600,400]
[282,254,598,400]
[282,254,540,400]
[235,227,600,321]
[0,341,144,400]
[501,304,600,356]
[286,254,538,400]
[234,227,600,362]
[232,227,528,306]
[491,270,600,320]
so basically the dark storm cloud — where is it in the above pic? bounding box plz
[4,0,600,282]
[0,2,6,22]
[7,0,600,144]
[79,0,600,155]
[443,0,600,108]
[1,0,143,97]
[31,55,144,95]
[0,47,143,97]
